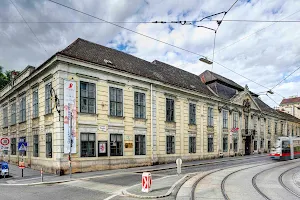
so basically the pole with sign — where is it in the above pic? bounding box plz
[69,109,72,179]
[18,141,27,177]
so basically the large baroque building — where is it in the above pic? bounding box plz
[1,38,300,174]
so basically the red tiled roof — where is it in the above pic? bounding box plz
[280,97,300,105]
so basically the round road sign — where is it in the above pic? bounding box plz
[0,138,10,146]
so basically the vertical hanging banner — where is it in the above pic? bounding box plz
[64,80,77,154]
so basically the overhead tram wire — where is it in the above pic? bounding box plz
[9,0,48,54]
[48,0,286,99]
[213,9,300,55]
[2,19,300,24]
[270,63,300,91]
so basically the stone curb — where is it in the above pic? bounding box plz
[0,154,266,186]
[134,154,266,173]
[122,174,192,199]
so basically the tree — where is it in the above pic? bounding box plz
[0,66,20,90]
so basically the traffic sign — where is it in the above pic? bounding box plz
[0,137,10,151]
[18,142,27,151]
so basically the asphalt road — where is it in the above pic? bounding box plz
[0,155,273,200]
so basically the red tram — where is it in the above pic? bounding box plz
[269,136,300,160]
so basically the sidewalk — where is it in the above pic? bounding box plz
[0,154,267,185]
[123,174,191,199]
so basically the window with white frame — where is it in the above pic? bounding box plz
[81,133,96,157]
[109,87,123,117]
[233,112,238,128]
[110,134,123,156]
[189,136,196,153]
[11,103,16,125]
[189,103,196,125]
[166,135,175,154]
[135,135,146,155]
[208,136,214,152]
[3,107,8,127]
[32,90,39,118]
[134,92,146,119]
[46,133,52,158]
[166,98,174,122]
[223,136,228,152]
[208,107,214,127]
[223,110,228,128]
[33,134,39,157]
[80,82,96,113]
[45,82,52,114]
[19,96,26,123]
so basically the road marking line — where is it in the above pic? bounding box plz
[103,194,118,200]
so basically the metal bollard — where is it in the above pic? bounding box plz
[41,168,43,182]
[176,158,182,175]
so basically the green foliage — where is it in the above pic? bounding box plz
[0,66,20,90]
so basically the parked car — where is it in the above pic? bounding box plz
[0,162,9,177]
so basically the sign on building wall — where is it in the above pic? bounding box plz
[64,80,77,154]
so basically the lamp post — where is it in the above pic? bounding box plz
[68,104,73,179]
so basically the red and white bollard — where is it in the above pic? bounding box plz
[141,172,152,193]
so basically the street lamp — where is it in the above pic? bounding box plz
[199,57,213,65]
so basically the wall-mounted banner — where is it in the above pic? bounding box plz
[64,80,77,154]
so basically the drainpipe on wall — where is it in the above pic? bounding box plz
[150,83,153,165]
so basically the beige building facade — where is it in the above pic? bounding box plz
[277,96,300,119]
[1,38,300,174]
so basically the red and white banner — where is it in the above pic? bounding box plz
[231,127,239,133]
[64,80,77,154]
[142,172,152,193]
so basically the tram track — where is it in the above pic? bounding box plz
[278,165,300,198]
[221,162,273,200]
[252,161,300,200]
[191,161,273,200]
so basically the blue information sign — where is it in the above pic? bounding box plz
[18,142,27,151]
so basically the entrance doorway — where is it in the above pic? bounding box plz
[245,136,251,155]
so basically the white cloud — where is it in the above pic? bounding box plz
[1,0,300,108]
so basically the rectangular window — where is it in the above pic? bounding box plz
[223,110,228,128]
[81,133,96,157]
[189,103,196,125]
[110,134,123,156]
[166,135,175,154]
[134,92,146,119]
[19,96,26,123]
[109,87,123,117]
[254,141,257,151]
[208,107,214,127]
[33,135,39,157]
[135,135,146,155]
[268,141,271,149]
[166,98,174,122]
[3,107,8,127]
[281,124,284,135]
[45,82,52,115]
[261,140,264,148]
[46,133,52,158]
[19,137,26,156]
[80,82,96,113]
[223,136,228,152]
[233,138,238,152]
[244,115,248,129]
[208,136,214,152]
[11,103,16,125]
[275,122,277,135]
[233,113,238,128]
[189,136,196,153]
[11,138,16,155]
[268,120,271,133]
[32,90,39,118]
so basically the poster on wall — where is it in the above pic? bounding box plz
[64,80,77,154]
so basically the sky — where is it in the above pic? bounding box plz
[1,0,300,108]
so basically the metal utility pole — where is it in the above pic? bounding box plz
[68,105,72,179]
